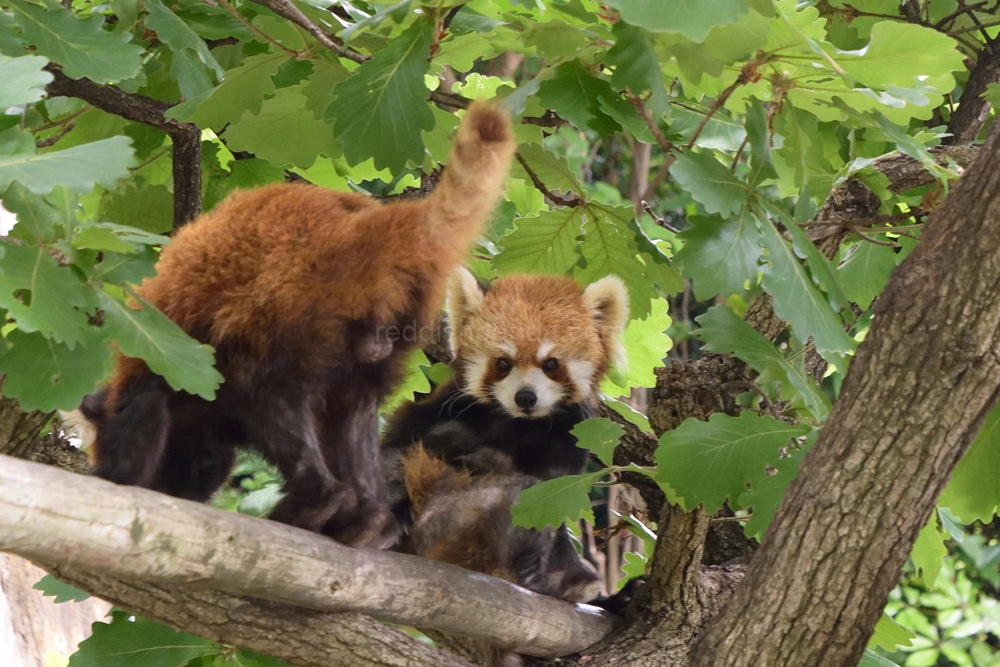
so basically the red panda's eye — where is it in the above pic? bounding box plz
[495,358,512,373]
[542,358,559,373]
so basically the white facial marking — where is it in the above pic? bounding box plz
[492,367,565,418]
[537,340,555,362]
[500,342,518,357]
[566,360,597,401]
[463,352,491,398]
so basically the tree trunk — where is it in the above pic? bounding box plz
[689,112,1000,667]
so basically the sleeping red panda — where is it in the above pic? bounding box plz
[401,444,603,602]
[381,268,630,525]
[80,103,515,548]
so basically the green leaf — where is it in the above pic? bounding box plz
[0,330,112,412]
[33,575,91,603]
[617,550,648,588]
[225,85,340,169]
[674,212,762,300]
[1,183,66,243]
[868,613,915,652]
[6,0,143,82]
[575,203,655,318]
[738,431,814,539]
[0,241,95,346]
[327,19,435,172]
[601,298,672,395]
[745,97,777,187]
[0,133,136,195]
[167,53,288,127]
[73,226,137,254]
[606,22,669,114]
[144,0,223,98]
[669,151,750,217]
[98,291,223,400]
[759,199,848,311]
[838,242,898,310]
[381,348,432,415]
[492,206,585,275]
[572,418,624,466]
[99,185,173,234]
[858,648,902,667]
[95,248,158,286]
[656,411,810,514]
[696,305,830,421]
[757,215,855,367]
[939,402,1000,523]
[535,60,620,136]
[511,143,586,199]
[912,514,947,588]
[605,0,749,41]
[67,613,219,667]
[511,471,605,530]
[837,22,963,93]
[0,53,52,110]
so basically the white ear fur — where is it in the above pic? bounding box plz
[582,275,629,372]
[446,267,485,357]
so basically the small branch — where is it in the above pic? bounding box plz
[522,110,569,128]
[851,227,898,246]
[34,121,75,148]
[44,64,201,227]
[0,455,612,658]
[640,200,680,233]
[429,90,471,109]
[249,0,369,64]
[515,152,585,207]
[626,93,673,155]
[946,38,1000,144]
[685,57,766,151]
[217,0,301,58]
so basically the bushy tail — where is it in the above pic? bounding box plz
[401,444,470,514]
[424,103,516,239]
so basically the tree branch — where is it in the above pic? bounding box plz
[43,65,201,227]
[248,0,369,64]
[0,455,612,660]
[946,40,1000,144]
[41,564,476,667]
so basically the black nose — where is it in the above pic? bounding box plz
[514,389,537,409]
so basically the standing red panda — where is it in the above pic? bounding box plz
[83,103,514,548]
[381,268,630,524]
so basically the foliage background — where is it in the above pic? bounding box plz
[2,0,1000,665]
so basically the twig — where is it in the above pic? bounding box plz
[515,152,584,207]
[935,0,988,28]
[522,110,569,128]
[30,105,91,133]
[626,93,673,154]
[641,200,680,234]
[429,90,470,109]
[249,0,369,64]
[34,121,75,148]
[851,227,898,247]
[686,56,769,151]
[217,0,301,58]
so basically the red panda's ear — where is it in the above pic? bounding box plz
[446,267,485,357]
[582,275,629,372]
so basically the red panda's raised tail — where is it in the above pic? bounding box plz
[87,103,515,549]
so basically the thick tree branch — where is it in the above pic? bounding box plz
[690,112,1000,667]
[0,455,612,659]
[43,65,201,227]
[946,41,1000,144]
[42,564,475,667]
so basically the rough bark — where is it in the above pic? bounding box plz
[689,110,1000,667]
[41,564,475,667]
[0,455,611,659]
[43,65,202,227]
[0,554,110,667]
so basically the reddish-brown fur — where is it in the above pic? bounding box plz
[90,103,515,548]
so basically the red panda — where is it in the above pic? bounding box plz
[381,268,630,525]
[83,103,515,549]
[401,445,604,604]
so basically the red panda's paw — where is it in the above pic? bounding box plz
[325,504,402,550]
